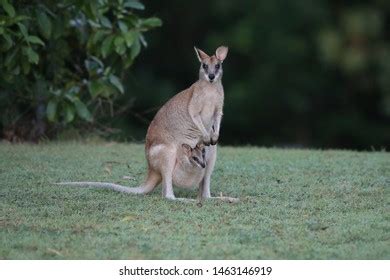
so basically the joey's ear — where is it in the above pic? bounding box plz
[194,46,209,62]
[182,143,192,155]
[216,46,228,62]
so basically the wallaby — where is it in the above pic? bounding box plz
[57,46,238,203]
[145,46,230,201]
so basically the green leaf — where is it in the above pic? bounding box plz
[74,99,92,122]
[92,30,107,44]
[4,47,17,67]
[88,2,99,19]
[25,47,39,64]
[124,30,136,47]
[100,16,112,29]
[101,34,114,58]
[103,66,112,76]
[0,27,4,35]
[1,0,15,17]
[63,104,75,123]
[88,80,105,98]
[37,11,52,39]
[141,17,162,28]
[109,74,124,94]
[17,23,28,39]
[124,0,145,10]
[118,21,128,33]
[2,33,13,50]
[46,99,58,122]
[130,37,141,59]
[84,56,104,74]
[123,55,133,69]
[13,15,30,22]
[27,35,45,46]
[88,19,101,28]
[90,56,104,68]
[87,30,107,50]
[114,36,126,55]
[64,86,80,103]
[139,34,147,47]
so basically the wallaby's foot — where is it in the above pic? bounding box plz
[164,194,176,200]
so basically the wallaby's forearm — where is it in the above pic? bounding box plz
[212,109,223,135]
[190,114,210,139]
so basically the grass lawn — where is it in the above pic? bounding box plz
[0,142,389,259]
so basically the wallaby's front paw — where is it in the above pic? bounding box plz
[202,135,211,146]
[210,133,219,145]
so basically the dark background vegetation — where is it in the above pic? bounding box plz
[1,0,390,149]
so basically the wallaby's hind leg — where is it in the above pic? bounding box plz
[198,145,239,203]
[198,145,217,199]
[151,144,177,200]
[150,144,195,202]
[136,169,161,194]
[162,171,175,200]
[161,151,197,202]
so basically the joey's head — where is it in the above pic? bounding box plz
[194,46,228,83]
[182,143,206,169]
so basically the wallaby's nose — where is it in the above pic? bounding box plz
[208,74,215,81]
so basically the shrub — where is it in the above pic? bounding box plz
[0,0,161,141]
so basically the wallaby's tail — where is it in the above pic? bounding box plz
[55,182,147,194]
[55,171,161,195]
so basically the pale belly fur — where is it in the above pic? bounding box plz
[172,164,205,188]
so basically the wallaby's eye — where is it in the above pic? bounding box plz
[192,156,197,161]
[215,64,220,69]
[202,63,208,70]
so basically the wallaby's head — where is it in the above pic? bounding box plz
[194,46,228,83]
[182,143,206,168]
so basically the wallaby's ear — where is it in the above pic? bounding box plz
[182,143,192,155]
[216,46,228,62]
[194,46,209,62]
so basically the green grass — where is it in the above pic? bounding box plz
[0,142,389,259]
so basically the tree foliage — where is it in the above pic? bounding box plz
[125,0,390,149]
[0,0,161,141]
